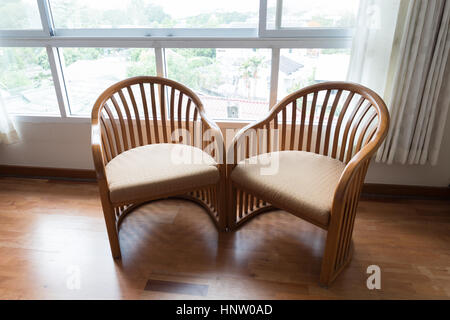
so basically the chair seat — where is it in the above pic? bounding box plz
[106,143,219,204]
[231,151,346,226]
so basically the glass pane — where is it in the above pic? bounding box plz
[0,48,59,115]
[277,48,351,98]
[0,0,42,29]
[60,48,156,115]
[266,0,277,29]
[277,48,352,126]
[50,0,258,29]
[166,48,271,121]
[267,0,360,29]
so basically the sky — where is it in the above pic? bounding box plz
[61,0,259,19]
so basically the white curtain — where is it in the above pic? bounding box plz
[0,92,19,144]
[348,0,450,165]
[347,0,402,94]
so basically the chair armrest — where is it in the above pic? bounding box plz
[198,110,226,166]
[331,138,382,222]
[91,119,107,183]
[228,117,270,168]
[332,103,389,212]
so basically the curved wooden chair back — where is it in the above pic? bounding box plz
[229,81,389,286]
[92,76,222,166]
[91,77,227,260]
[232,81,389,166]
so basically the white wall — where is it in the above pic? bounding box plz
[0,121,93,170]
[1,109,449,187]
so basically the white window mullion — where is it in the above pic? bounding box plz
[269,48,280,108]
[0,36,352,49]
[40,1,69,118]
[155,47,171,116]
[155,47,165,77]
[37,0,54,36]
[275,0,283,29]
[258,0,268,37]
[46,47,70,118]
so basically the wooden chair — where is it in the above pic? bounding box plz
[91,76,226,259]
[227,82,389,286]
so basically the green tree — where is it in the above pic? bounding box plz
[0,48,52,90]
[62,48,108,67]
[288,68,317,93]
[166,49,222,94]
[173,48,216,59]
[126,49,156,77]
[0,0,39,29]
[239,56,264,98]
[186,11,250,28]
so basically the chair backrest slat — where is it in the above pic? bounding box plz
[297,96,307,150]
[118,89,136,149]
[100,116,115,160]
[149,83,159,144]
[126,86,144,146]
[169,86,176,140]
[177,92,184,139]
[331,92,355,158]
[109,95,129,151]
[355,112,378,153]
[306,91,318,152]
[281,108,286,151]
[345,102,372,163]
[185,98,192,144]
[315,89,331,154]
[139,83,152,145]
[92,76,212,165]
[339,96,365,161]
[100,132,111,163]
[323,89,343,156]
[103,103,123,154]
[289,100,297,150]
[232,82,389,165]
[159,84,168,143]
[193,107,199,147]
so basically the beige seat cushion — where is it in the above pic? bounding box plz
[231,151,346,226]
[106,143,219,204]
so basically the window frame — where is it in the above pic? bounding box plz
[0,0,355,124]
[258,0,355,38]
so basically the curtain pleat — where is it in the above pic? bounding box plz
[418,1,450,165]
[0,92,19,145]
[361,0,450,165]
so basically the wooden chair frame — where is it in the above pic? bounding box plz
[91,76,226,259]
[227,81,390,286]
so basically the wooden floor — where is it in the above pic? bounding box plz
[0,177,449,299]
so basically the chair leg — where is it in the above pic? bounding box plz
[227,181,237,231]
[319,230,339,287]
[217,182,227,232]
[320,222,355,287]
[101,202,121,259]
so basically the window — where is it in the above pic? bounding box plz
[262,0,357,37]
[277,48,351,98]
[50,0,259,29]
[61,48,156,115]
[1,0,358,121]
[166,48,271,121]
[0,0,42,30]
[0,47,59,115]
[267,0,359,29]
